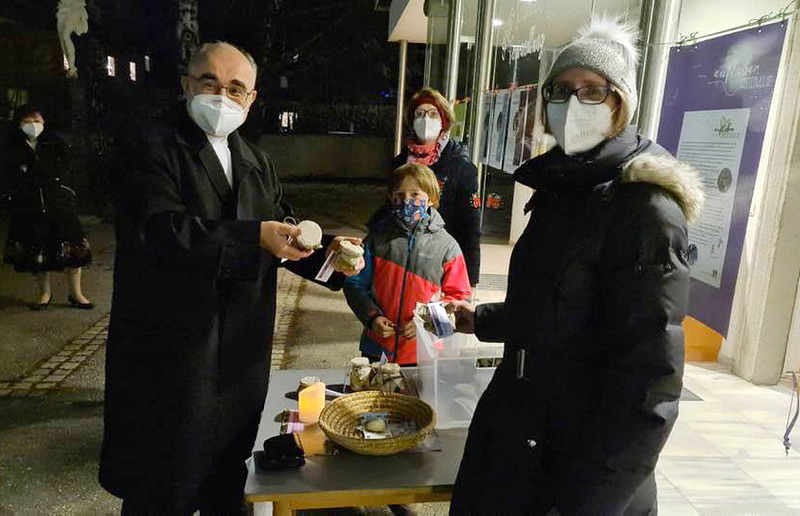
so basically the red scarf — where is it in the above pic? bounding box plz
[406,132,450,167]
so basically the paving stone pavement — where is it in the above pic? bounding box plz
[0,216,311,514]
[0,313,109,399]
[271,269,304,371]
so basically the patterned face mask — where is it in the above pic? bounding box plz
[391,198,428,227]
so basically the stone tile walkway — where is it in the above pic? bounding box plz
[271,269,304,371]
[0,267,301,398]
[0,313,110,398]
[656,363,800,514]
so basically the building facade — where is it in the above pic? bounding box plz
[388,0,800,385]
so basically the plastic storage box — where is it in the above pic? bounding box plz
[414,318,503,429]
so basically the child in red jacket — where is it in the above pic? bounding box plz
[344,163,472,365]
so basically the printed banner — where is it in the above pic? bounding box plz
[479,91,495,165]
[503,89,525,171]
[488,89,510,170]
[676,108,750,288]
[657,22,787,337]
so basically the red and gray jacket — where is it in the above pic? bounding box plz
[344,207,472,364]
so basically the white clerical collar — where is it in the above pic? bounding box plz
[206,134,228,146]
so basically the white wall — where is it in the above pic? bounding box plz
[678,0,789,36]
[724,19,800,384]
[785,277,800,374]
[389,0,428,43]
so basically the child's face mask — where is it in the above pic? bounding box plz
[392,198,428,227]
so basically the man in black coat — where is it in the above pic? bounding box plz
[101,41,361,513]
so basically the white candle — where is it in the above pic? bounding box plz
[298,381,326,424]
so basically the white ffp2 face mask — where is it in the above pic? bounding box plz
[546,97,613,155]
[187,94,246,138]
[414,116,442,143]
[21,122,44,139]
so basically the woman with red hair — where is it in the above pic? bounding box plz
[392,88,481,287]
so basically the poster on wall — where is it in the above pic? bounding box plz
[488,89,510,170]
[522,85,538,163]
[676,108,750,288]
[656,22,787,337]
[479,91,495,165]
[503,88,529,172]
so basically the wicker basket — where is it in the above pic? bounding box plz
[318,391,435,456]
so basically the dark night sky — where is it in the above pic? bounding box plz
[0,0,423,105]
[201,0,405,104]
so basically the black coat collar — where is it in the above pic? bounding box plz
[515,126,655,192]
[171,103,260,200]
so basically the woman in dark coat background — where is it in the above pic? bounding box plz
[393,87,481,286]
[1,105,93,310]
[449,17,704,514]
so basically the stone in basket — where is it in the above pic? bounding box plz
[318,391,435,456]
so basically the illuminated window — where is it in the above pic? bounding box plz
[129,62,137,82]
[63,54,70,71]
[279,111,298,132]
[6,88,30,107]
[144,55,151,72]
[106,56,116,77]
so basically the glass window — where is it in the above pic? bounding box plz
[106,56,116,77]
[6,88,30,109]
[424,0,643,246]
[129,62,137,82]
[144,55,151,72]
[279,111,298,133]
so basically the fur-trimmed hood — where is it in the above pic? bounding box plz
[621,152,705,224]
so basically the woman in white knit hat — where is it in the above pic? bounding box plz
[448,16,704,514]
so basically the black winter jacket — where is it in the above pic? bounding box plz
[1,130,75,215]
[393,139,481,284]
[1,130,90,272]
[450,127,704,515]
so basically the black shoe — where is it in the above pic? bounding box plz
[29,294,52,311]
[68,295,94,310]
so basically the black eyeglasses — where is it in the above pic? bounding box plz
[188,75,254,104]
[543,83,616,105]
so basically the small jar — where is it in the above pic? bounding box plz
[285,217,323,250]
[297,375,321,396]
[378,363,403,393]
[335,241,364,270]
[295,220,323,250]
[348,357,371,391]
